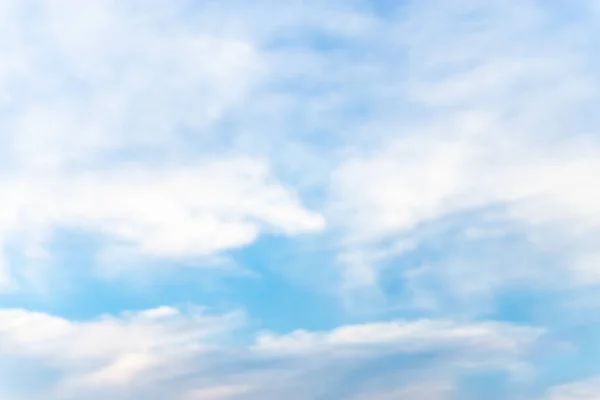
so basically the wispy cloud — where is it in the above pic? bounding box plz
[544,376,600,400]
[2,0,600,398]
[0,305,540,399]
[328,0,600,312]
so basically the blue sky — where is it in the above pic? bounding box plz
[1,0,600,398]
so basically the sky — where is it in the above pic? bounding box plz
[1,0,600,399]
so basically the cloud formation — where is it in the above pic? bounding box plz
[1,0,600,398]
[0,305,540,399]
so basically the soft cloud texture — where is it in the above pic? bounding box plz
[1,0,600,399]
[544,377,600,400]
[0,157,324,289]
[255,319,541,356]
[0,306,540,399]
[0,305,242,398]
[0,0,327,289]
[328,0,600,311]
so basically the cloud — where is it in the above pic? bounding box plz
[327,0,600,308]
[351,381,453,400]
[242,319,541,399]
[0,157,323,278]
[255,319,541,357]
[0,0,329,289]
[0,305,243,398]
[544,376,600,400]
[2,0,264,170]
[183,384,255,400]
[2,0,600,398]
[0,305,541,399]
[0,157,324,290]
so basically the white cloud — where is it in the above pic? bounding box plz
[0,305,244,399]
[214,317,539,400]
[351,381,453,400]
[0,306,541,399]
[254,319,542,360]
[9,159,322,255]
[0,158,324,288]
[0,0,331,287]
[0,305,241,365]
[2,0,265,171]
[184,384,255,400]
[0,0,598,397]
[327,0,600,304]
[545,376,600,400]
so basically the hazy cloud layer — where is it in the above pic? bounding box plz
[1,0,600,399]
